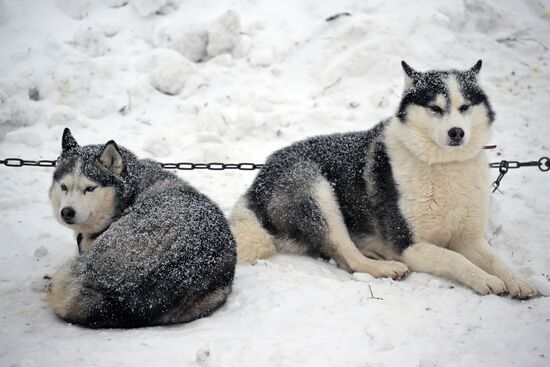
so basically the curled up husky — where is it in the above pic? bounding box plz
[48,128,236,328]
[230,60,538,299]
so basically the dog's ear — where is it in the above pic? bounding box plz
[401,61,418,89]
[62,128,79,152]
[469,59,482,75]
[98,140,124,175]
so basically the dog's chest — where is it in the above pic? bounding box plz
[392,156,490,246]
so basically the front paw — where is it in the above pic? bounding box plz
[471,274,507,296]
[376,261,409,280]
[504,277,538,299]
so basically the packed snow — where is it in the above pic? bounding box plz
[0,0,549,366]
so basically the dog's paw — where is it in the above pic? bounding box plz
[472,274,507,295]
[504,277,538,299]
[376,261,409,280]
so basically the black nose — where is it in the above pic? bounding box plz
[61,207,76,222]
[448,127,465,143]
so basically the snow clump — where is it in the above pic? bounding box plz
[149,48,196,95]
[153,10,246,62]
[153,23,208,62]
[206,10,245,58]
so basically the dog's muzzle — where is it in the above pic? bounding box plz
[448,127,465,146]
[61,207,76,224]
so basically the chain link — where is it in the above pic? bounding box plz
[490,156,549,192]
[159,162,264,170]
[0,158,57,167]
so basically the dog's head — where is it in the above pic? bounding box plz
[49,128,136,235]
[393,60,494,163]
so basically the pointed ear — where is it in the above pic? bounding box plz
[470,60,482,75]
[401,61,417,89]
[62,128,79,152]
[98,140,124,175]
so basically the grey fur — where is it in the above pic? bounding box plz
[241,61,494,269]
[246,122,412,259]
[48,129,236,328]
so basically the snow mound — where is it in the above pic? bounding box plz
[207,10,245,58]
[154,23,208,62]
[149,48,197,95]
[154,10,247,62]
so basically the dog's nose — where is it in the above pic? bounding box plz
[448,127,465,143]
[61,207,76,222]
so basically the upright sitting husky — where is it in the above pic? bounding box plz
[48,128,236,328]
[231,61,537,299]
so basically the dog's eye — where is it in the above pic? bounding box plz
[459,104,471,113]
[60,184,68,191]
[429,105,444,114]
[84,186,97,194]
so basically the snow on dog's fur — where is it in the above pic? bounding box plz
[231,61,537,298]
[48,128,237,328]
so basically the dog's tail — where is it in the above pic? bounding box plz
[229,196,277,264]
[47,260,109,328]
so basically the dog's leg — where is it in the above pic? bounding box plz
[451,238,538,299]
[312,179,408,279]
[401,242,507,295]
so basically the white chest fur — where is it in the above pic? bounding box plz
[385,124,491,247]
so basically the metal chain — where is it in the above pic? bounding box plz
[0,158,263,170]
[2,154,548,198]
[0,145,499,169]
[0,158,57,167]
[1,155,548,186]
[491,156,549,192]
[160,162,264,170]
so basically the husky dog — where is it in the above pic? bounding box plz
[230,61,537,299]
[48,128,236,328]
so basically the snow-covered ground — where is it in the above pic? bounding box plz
[1,0,549,366]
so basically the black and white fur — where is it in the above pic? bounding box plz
[48,128,237,328]
[230,61,537,299]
